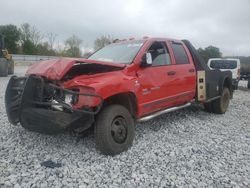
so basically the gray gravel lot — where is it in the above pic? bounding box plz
[0,66,250,187]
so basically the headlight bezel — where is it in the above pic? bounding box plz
[64,89,79,106]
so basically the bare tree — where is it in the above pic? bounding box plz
[20,23,31,42]
[20,23,43,46]
[64,34,82,57]
[30,26,43,46]
[47,32,57,50]
[94,35,113,50]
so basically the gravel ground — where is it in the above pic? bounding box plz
[0,66,250,187]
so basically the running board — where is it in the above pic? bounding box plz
[138,103,191,122]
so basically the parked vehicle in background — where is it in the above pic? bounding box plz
[0,34,15,77]
[208,58,240,89]
[240,72,250,80]
[5,38,233,155]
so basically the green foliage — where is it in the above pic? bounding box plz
[64,34,82,57]
[20,23,31,42]
[94,35,112,50]
[20,23,43,45]
[0,24,21,53]
[20,23,44,54]
[36,42,56,56]
[21,39,37,55]
[197,46,222,63]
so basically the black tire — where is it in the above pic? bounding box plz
[94,104,135,155]
[8,60,14,75]
[0,59,8,77]
[248,80,250,89]
[212,87,230,114]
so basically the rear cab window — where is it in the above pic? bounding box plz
[171,42,189,64]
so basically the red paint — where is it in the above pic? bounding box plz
[27,58,125,80]
[26,38,197,118]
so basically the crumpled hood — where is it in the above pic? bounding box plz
[26,58,125,80]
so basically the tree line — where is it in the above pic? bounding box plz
[1,23,249,72]
[0,23,116,58]
[0,23,98,57]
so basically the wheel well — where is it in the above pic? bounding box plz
[104,92,137,118]
[223,77,233,96]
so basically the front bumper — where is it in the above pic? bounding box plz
[5,75,103,134]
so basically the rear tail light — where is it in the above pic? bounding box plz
[237,69,240,79]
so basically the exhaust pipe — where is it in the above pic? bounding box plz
[138,103,191,122]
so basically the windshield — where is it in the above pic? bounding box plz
[210,60,237,69]
[88,40,144,64]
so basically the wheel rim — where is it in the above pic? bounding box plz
[111,116,127,144]
[221,90,230,112]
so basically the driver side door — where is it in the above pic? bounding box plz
[137,41,178,116]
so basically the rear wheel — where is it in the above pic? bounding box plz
[0,59,8,77]
[247,80,250,89]
[213,87,230,114]
[94,104,135,155]
[204,87,230,114]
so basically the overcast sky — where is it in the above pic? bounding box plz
[1,0,249,56]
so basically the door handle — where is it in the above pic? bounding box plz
[167,71,176,76]
[189,68,195,73]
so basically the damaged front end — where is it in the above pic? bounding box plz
[5,75,103,134]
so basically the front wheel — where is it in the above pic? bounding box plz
[94,104,135,155]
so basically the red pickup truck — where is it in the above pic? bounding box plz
[5,38,233,155]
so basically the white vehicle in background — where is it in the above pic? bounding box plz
[208,58,241,89]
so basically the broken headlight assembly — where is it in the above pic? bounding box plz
[42,82,103,114]
[64,90,79,106]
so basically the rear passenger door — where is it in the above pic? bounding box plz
[168,41,196,105]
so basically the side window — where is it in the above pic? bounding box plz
[171,43,189,64]
[147,42,171,66]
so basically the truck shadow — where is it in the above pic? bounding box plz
[136,104,204,132]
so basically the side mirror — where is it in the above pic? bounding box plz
[141,53,153,67]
